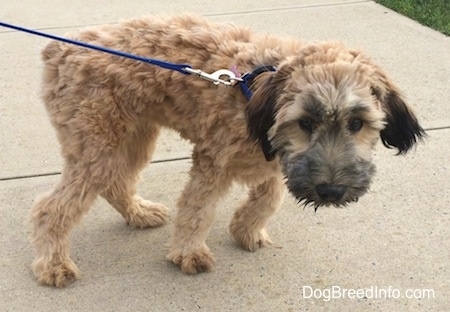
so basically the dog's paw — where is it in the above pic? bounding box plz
[167,245,215,274]
[230,223,273,252]
[126,199,169,228]
[32,258,80,287]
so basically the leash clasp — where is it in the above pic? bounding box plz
[183,68,243,86]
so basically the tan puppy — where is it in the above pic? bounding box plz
[30,14,424,287]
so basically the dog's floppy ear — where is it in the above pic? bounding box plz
[372,82,425,154]
[245,71,285,161]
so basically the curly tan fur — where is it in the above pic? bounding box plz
[31,14,424,287]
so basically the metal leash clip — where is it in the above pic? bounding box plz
[183,68,243,86]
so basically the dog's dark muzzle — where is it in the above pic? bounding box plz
[281,150,375,208]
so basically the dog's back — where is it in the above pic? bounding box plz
[39,15,300,148]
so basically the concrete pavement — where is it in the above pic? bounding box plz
[1,1,449,311]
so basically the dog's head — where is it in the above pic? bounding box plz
[245,43,425,209]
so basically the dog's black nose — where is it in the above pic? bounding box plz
[315,184,346,202]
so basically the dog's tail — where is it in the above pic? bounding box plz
[40,41,68,113]
[41,40,63,62]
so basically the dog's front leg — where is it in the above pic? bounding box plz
[230,174,285,251]
[167,151,232,274]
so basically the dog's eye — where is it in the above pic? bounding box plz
[348,118,363,133]
[298,118,314,134]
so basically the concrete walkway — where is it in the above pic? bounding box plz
[1,1,448,311]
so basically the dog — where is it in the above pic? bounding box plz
[30,14,424,287]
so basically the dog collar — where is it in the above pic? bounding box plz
[237,65,276,100]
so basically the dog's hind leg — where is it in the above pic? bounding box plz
[100,125,169,228]
[167,149,233,274]
[229,174,285,251]
[30,164,106,287]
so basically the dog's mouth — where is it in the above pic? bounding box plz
[290,183,367,211]
[296,193,360,211]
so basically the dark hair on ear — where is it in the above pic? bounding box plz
[379,90,426,154]
[245,72,280,161]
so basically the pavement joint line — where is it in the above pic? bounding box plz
[0,1,371,34]
[0,157,190,182]
[0,126,448,182]
[425,126,450,131]
[204,1,372,17]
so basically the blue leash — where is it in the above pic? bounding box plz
[0,21,191,75]
[0,21,246,86]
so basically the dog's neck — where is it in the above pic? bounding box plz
[239,65,276,100]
